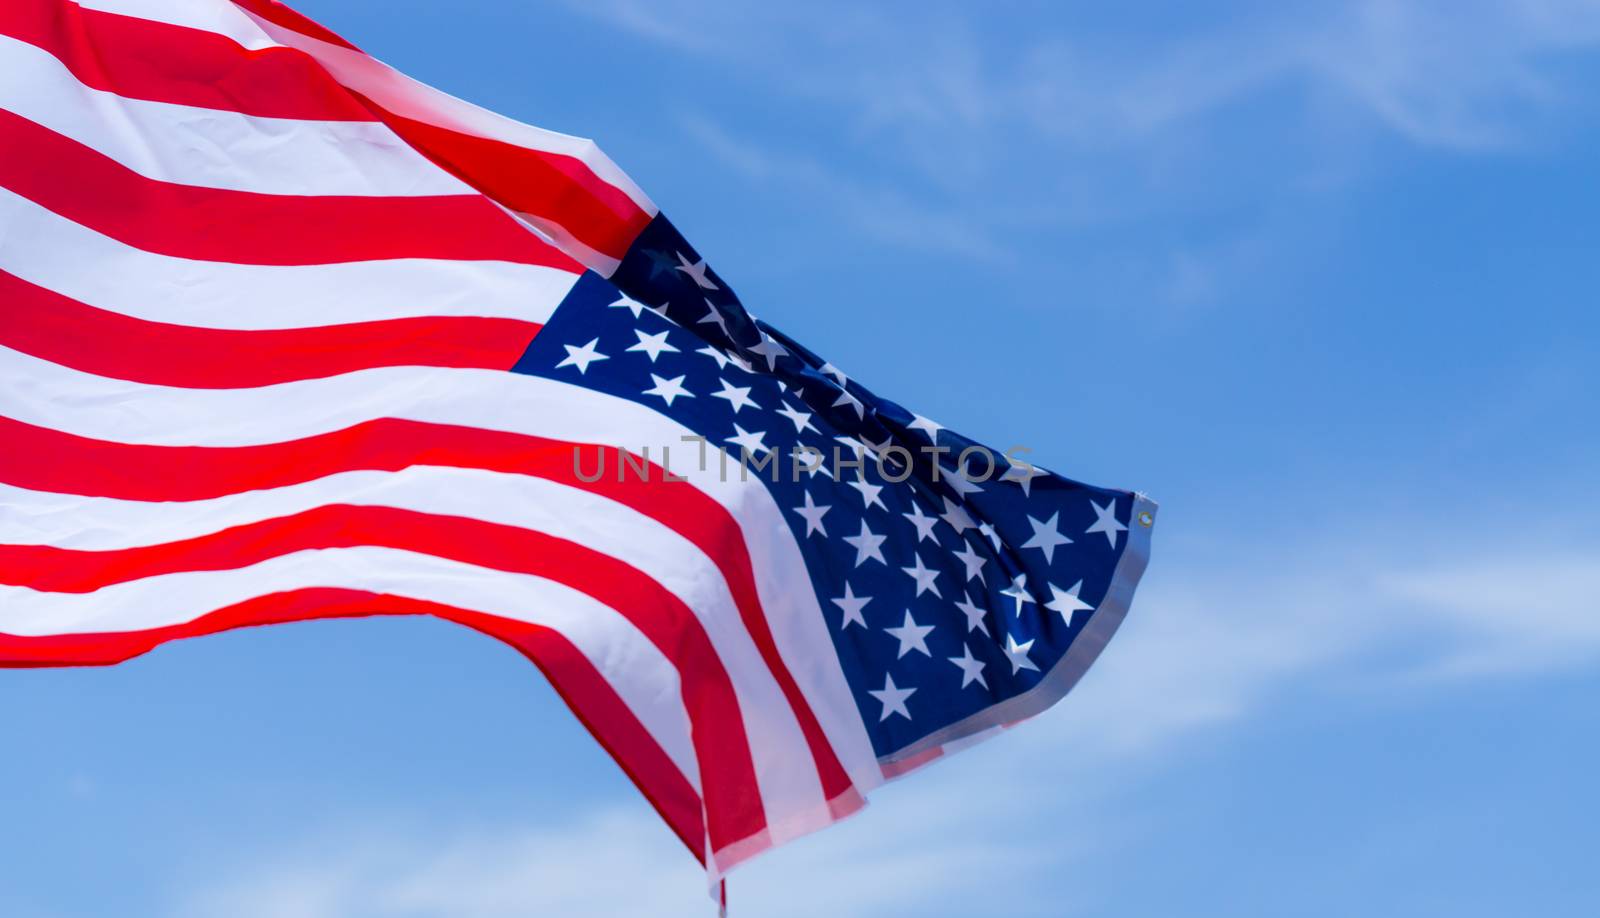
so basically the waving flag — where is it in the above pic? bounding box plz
[0,0,1157,898]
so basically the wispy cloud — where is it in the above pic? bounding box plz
[1382,553,1600,677]
[1035,542,1600,756]
[176,811,705,918]
[561,0,1600,304]
[176,523,1600,916]
[175,805,1047,918]
[574,0,1600,154]
[679,115,1016,264]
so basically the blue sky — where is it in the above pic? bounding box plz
[5,1,1599,915]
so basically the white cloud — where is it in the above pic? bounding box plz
[572,0,1600,155]
[175,803,1048,918]
[1382,552,1600,676]
[176,532,1600,917]
[559,0,1600,303]
[679,115,1015,263]
[176,811,708,918]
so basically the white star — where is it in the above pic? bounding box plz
[1001,457,1043,497]
[951,540,987,584]
[1085,498,1128,548]
[696,344,735,370]
[710,378,761,414]
[862,433,905,473]
[674,251,717,289]
[1000,574,1035,616]
[641,373,692,406]
[834,434,870,462]
[626,329,679,363]
[832,387,866,419]
[902,503,939,543]
[901,553,942,598]
[939,497,976,534]
[555,337,608,374]
[843,520,887,567]
[775,401,817,435]
[978,521,1002,550]
[608,294,651,318]
[942,463,985,497]
[953,593,990,636]
[860,432,892,457]
[831,582,870,630]
[748,332,790,371]
[793,445,834,479]
[1003,633,1039,674]
[1046,580,1094,621]
[698,299,731,337]
[848,475,886,511]
[885,610,935,658]
[791,492,830,538]
[949,644,989,689]
[726,424,769,456]
[820,362,849,387]
[906,413,943,440]
[1021,512,1072,563]
[868,673,915,721]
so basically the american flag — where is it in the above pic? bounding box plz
[0,0,1157,897]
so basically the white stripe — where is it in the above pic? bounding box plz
[0,461,811,819]
[73,0,279,50]
[55,0,882,835]
[2,354,844,821]
[0,545,702,793]
[0,187,578,329]
[4,358,881,812]
[78,0,658,219]
[0,34,471,198]
[239,14,659,219]
[513,209,622,279]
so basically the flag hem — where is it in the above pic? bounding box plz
[707,784,869,880]
[875,492,1158,768]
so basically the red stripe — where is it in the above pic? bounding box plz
[0,587,709,860]
[223,0,653,262]
[0,269,543,387]
[0,0,376,121]
[2,1,651,263]
[587,462,862,806]
[370,109,653,264]
[880,747,942,779]
[197,0,835,811]
[484,609,707,862]
[227,0,360,51]
[0,415,857,803]
[0,504,766,850]
[0,109,579,268]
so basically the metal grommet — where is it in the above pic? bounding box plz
[1137,510,1154,528]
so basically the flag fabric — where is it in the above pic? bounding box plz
[0,0,1157,892]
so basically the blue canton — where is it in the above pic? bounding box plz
[514,215,1153,762]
